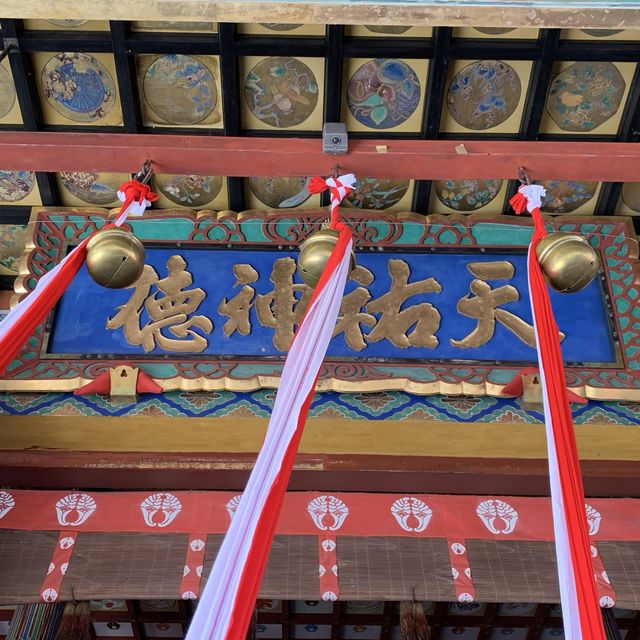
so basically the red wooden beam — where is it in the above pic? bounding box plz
[1,131,639,181]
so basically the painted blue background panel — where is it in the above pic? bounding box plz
[48,248,614,364]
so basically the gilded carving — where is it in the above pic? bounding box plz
[366,259,442,348]
[107,255,213,353]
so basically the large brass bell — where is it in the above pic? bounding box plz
[297,228,355,288]
[86,227,145,289]
[535,232,599,293]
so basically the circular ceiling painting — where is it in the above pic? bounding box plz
[42,52,115,122]
[47,20,89,27]
[245,57,318,128]
[364,26,411,34]
[474,28,516,35]
[154,174,223,207]
[621,183,640,212]
[143,54,217,125]
[346,178,410,209]
[546,62,625,132]
[581,29,624,37]
[249,176,311,208]
[434,179,503,211]
[447,60,521,130]
[59,172,121,205]
[0,65,16,118]
[347,58,420,129]
[539,180,598,213]
[0,171,35,202]
[259,24,303,30]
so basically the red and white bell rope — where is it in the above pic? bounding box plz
[0,175,155,376]
[186,175,355,640]
[114,178,158,227]
[511,183,605,640]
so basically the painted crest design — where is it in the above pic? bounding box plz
[42,588,58,602]
[140,493,182,528]
[390,497,432,532]
[585,504,602,535]
[0,491,15,520]
[190,539,205,552]
[55,493,97,526]
[60,537,75,549]
[307,496,349,531]
[450,542,466,555]
[476,499,519,534]
[600,596,615,608]
[321,539,336,552]
[226,495,242,520]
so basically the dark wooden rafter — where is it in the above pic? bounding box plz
[109,21,143,134]
[412,26,452,214]
[0,19,60,205]
[218,22,245,212]
[596,62,640,217]
[321,25,343,208]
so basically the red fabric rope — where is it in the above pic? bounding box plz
[0,237,91,375]
[115,179,159,226]
[222,223,352,640]
[513,186,605,639]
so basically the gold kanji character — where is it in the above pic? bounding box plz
[450,260,563,349]
[218,264,259,337]
[107,255,213,353]
[333,265,376,351]
[366,259,442,348]
[255,257,312,351]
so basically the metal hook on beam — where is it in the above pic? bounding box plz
[135,159,154,185]
[517,166,532,185]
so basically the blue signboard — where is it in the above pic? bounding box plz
[48,247,614,364]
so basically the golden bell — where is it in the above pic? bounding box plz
[297,228,355,288]
[535,232,599,293]
[86,227,145,289]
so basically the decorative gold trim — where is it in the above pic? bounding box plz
[4,207,638,400]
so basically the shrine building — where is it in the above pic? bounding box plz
[0,0,639,638]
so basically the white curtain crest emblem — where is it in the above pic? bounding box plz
[321,539,336,552]
[59,537,75,550]
[140,493,182,528]
[307,496,349,531]
[0,491,15,520]
[390,497,433,533]
[585,504,602,536]
[476,499,519,535]
[450,542,466,555]
[41,588,58,602]
[190,539,205,552]
[55,493,97,527]
[226,495,242,521]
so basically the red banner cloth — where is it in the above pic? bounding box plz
[512,184,605,639]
